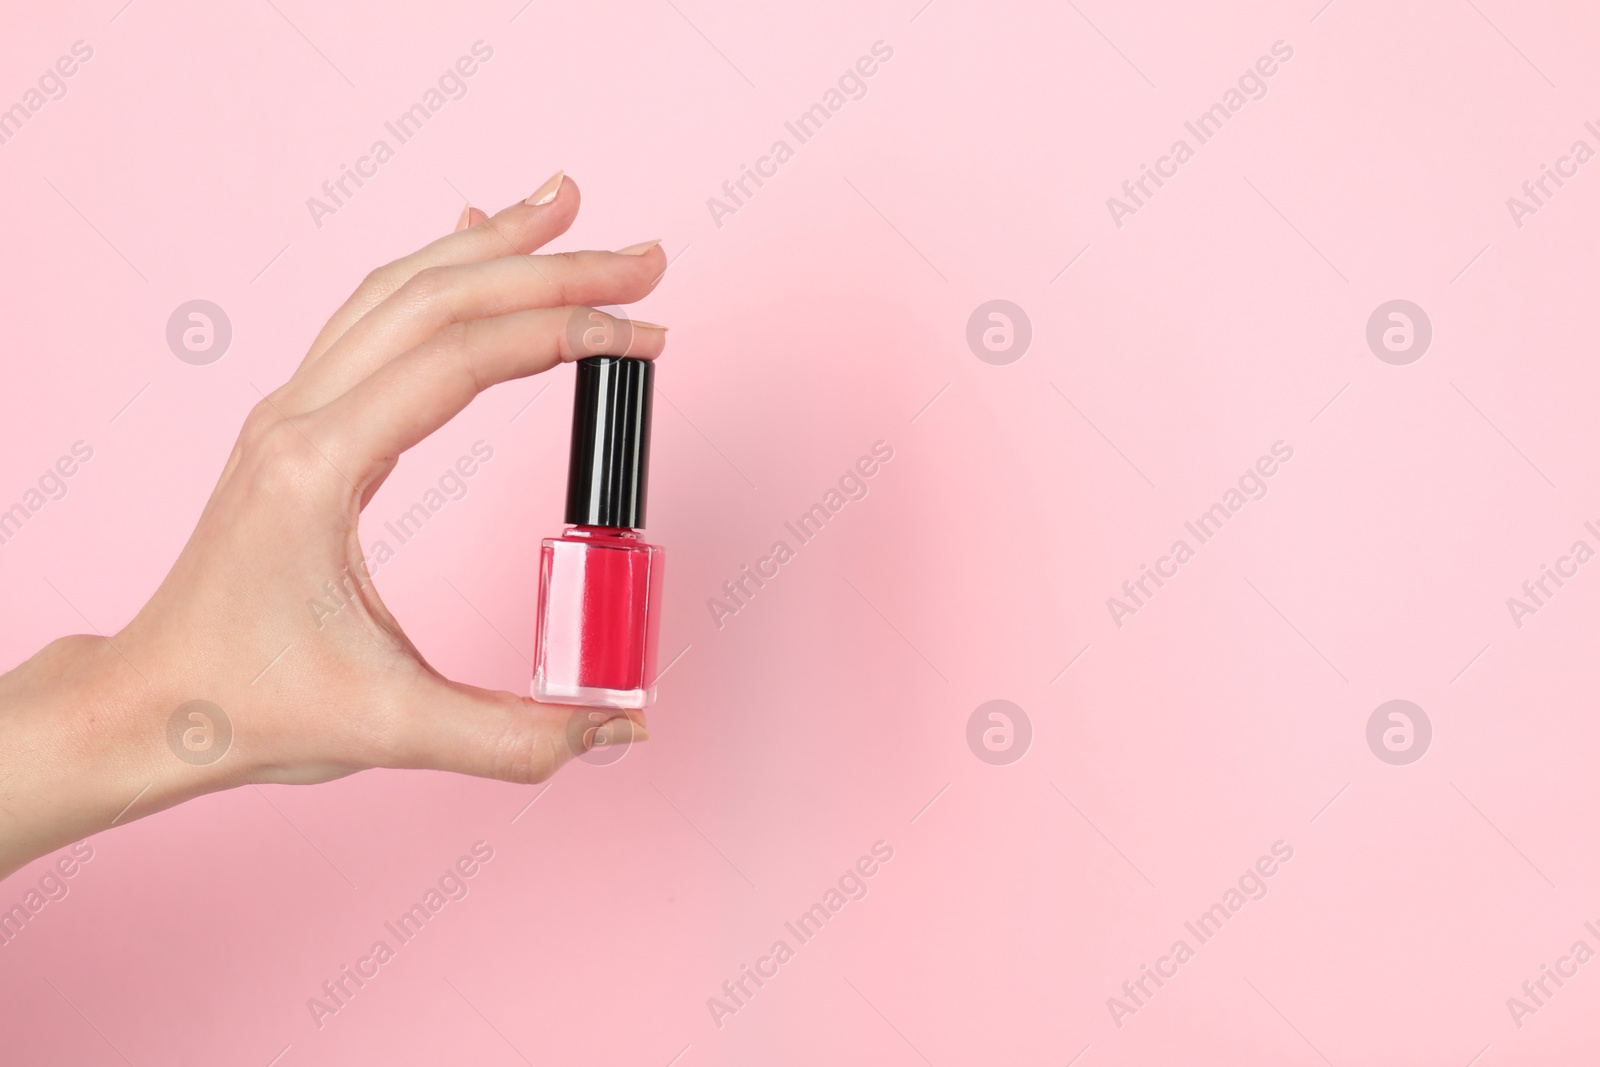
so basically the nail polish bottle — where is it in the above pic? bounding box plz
[532,356,664,708]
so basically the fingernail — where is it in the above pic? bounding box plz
[454,204,474,232]
[616,239,662,256]
[594,723,649,746]
[526,170,564,206]
[628,320,669,331]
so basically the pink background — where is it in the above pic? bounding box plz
[2,0,1598,1062]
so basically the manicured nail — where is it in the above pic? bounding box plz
[454,204,474,232]
[593,723,649,746]
[526,170,564,206]
[628,320,669,331]
[616,239,661,256]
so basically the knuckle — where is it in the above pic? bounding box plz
[541,252,578,298]
[433,318,472,355]
[247,416,327,496]
[239,397,280,443]
[400,264,456,307]
[357,262,404,300]
[495,720,565,785]
[426,321,480,386]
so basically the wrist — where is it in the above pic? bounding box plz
[0,634,206,881]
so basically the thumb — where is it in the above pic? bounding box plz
[386,674,650,783]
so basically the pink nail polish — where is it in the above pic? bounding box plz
[532,357,664,708]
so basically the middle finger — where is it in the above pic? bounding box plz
[286,242,666,412]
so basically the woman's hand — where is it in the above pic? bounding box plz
[0,172,666,880]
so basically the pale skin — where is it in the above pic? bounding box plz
[0,172,664,882]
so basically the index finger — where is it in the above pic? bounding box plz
[313,306,668,472]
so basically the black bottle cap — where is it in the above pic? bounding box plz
[564,356,654,529]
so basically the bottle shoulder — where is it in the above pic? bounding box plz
[543,526,663,555]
